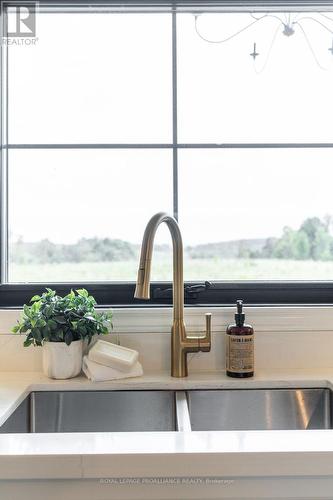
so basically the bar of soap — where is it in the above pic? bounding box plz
[88,340,139,372]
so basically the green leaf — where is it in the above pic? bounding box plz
[33,328,42,343]
[77,325,87,335]
[44,304,53,318]
[12,325,20,334]
[76,288,89,298]
[64,331,73,346]
[56,330,64,341]
[42,324,51,341]
[23,304,31,318]
[30,295,41,302]
[23,338,34,347]
[48,319,58,330]
[84,315,96,322]
[54,316,67,325]
[31,301,41,313]
[66,289,75,300]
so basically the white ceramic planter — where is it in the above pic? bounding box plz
[42,339,83,379]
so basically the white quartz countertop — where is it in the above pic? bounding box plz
[2,369,333,480]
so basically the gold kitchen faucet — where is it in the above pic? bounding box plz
[135,212,211,378]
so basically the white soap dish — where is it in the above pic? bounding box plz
[88,339,139,372]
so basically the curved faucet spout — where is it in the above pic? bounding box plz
[134,212,183,322]
[135,212,211,378]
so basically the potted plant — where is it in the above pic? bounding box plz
[12,288,112,379]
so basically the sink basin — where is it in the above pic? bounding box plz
[0,391,177,433]
[1,388,332,434]
[187,388,332,431]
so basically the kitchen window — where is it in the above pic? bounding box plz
[1,0,333,306]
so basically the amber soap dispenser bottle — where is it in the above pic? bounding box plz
[226,300,254,378]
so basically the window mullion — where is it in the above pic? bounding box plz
[0,9,9,285]
[172,11,179,221]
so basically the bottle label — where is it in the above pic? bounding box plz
[226,334,254,373]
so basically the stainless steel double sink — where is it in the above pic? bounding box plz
[0,388,332,434]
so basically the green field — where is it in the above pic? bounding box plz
[9,258,333,282]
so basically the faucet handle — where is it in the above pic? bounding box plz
[198,313,211,352]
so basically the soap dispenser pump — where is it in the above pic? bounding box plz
[226,300,254,378]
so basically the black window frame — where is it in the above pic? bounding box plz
[1,0,333,308]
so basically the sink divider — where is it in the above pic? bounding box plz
[29,392,36,433]
[175,391,192,432]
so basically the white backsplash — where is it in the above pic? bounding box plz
[1,307,333,372]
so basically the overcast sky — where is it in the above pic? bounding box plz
[7,11,333,245]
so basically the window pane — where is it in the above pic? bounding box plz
[179,148,333,281]
[177,12,333,143]
[8,149,173,282]
[8,12,172,144]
